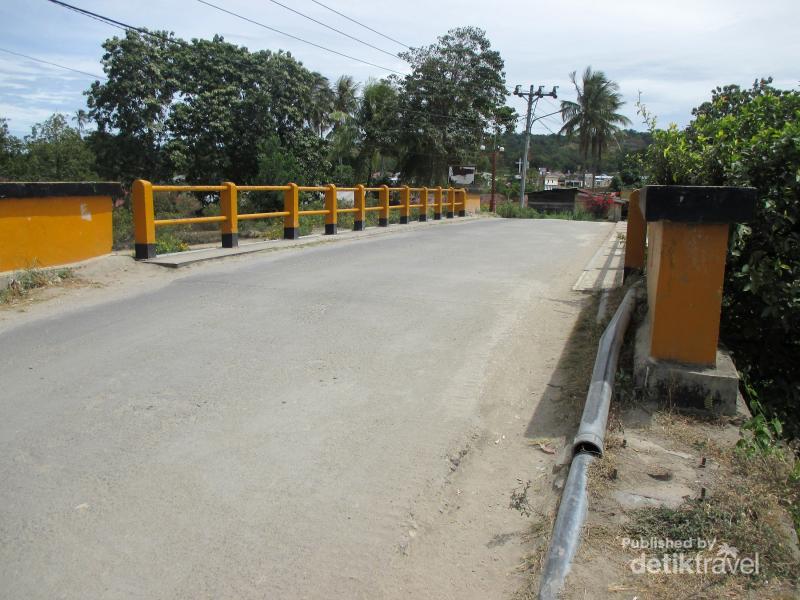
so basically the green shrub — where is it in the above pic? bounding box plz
[155,231,189,254]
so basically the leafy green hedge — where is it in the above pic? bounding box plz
[637,79,800,438]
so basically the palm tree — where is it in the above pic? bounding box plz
[559,67,630,181]
[333,75,360,117]
[72,109,89,137]
[308,72,334,138]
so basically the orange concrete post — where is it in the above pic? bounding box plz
[400,186,411,224]
[324,184,338,235]
[379,185,390,227]
[419,187,428,222]
[624,189,645,279]
[446,187,455,218]
[220,181,238,248]
[283,182,300,239]
[354,184,366,231]
[133,179,156,259]
[434,186,443,220]
[641,185,756,366]
[458,189,466,217]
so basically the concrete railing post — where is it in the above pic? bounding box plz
[446,187,455,219]
[325,183,338,235]
[434,186,443,220]
[133,179,156,260]
[420,187,428,222]
[354,184,366,231]
[379,185,390,227]
[635,185,756,414]
[458,189,466,217]
[283,182,300,239]
[400,186,410,224]
[623,189,645,279]
[220,181,238,248]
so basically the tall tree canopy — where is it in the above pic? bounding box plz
[394,26,510,184]
[559,66,630,173]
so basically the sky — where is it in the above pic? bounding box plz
[1,0,798,139]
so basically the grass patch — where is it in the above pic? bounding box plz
[496,202,596,221]
[0,266,75,305]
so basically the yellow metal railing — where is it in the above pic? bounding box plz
[132,180,469,259]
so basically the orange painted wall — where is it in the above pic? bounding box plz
[646,221,729,365]
[465,194,482,213]
[0,195,113,272]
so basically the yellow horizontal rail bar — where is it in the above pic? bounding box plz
[408,203,422,208]
[364,206,383,212]
[153,185,226,192]
[238,211,290,220]
[298,186,327,192]
[298,209,330,216]
[337,207,358,214]
[238,185,290,192]
[363,187,384,192]
[154,215,227,226]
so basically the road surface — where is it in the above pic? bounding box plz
[0,218,613,599]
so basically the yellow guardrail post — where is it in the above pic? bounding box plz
[434,186,443,220]
[458,188,466,217]
[325,183,338,235]
[400,185,410,224]
[419,187,429,222]
[354,184,366,231]
[446,187,455,218]
[284,182,300,239]
[220,181,238,248]
[133,179,156,259]
[379,185,390,227]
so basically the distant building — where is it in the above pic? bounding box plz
[544,172,563,190]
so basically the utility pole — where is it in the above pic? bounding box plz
[513,84,558,208]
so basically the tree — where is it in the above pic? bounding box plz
[357,79,400,182]
[1,114,97,181]
[86,30,333,186]
[394,26,509,185]
[86,29,179,183]
[308,72,334,138]
[559,66,630,175]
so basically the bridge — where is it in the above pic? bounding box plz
[0,214,617,599]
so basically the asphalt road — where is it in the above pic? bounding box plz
[0,218,612,599]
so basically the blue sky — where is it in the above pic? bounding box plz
[1,0,798,138]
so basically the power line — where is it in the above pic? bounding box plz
[46,0,187,48]
[309,0,410,49]
[195,0,406,75]
[0,46,105,80]
[265,0,401,60]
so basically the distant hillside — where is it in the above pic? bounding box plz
[496,129,651,174]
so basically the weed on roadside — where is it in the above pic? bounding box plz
[0,266,75,305]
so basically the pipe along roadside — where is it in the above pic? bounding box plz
[537,285,639,600]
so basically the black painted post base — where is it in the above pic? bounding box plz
[400,216,409,224]
[135,243,157,260]
[353,220,364,231]
[221,232,238,248]
[458,210,466,217]
[434,213,442,220]
[284,227,299,240]
[419,215,427,222]
[378,218,388,227]
[446,211,454,219]
[325,224,337,235]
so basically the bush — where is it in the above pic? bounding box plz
[638,79,800,439]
